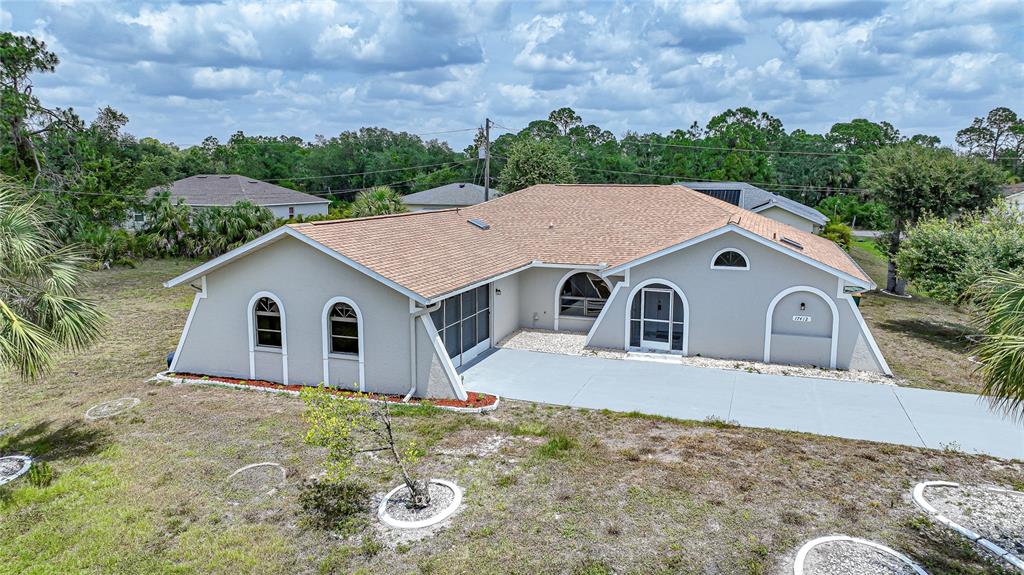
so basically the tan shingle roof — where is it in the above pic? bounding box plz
[291,184,871,300]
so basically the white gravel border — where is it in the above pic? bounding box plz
[377,478,463,529]
[0,455,32,486]
[793,535,928,575]
[912,481,1024,571]
[153,371,500,414]
[85,397,141,420]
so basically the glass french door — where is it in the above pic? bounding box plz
[640,288,672,351]
[429,284,491,367]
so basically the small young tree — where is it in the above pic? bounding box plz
[862,144,1005,295]
[301,386,430,508]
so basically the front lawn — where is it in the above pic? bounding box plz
[851,245,985,394]
[1,260,1019,574]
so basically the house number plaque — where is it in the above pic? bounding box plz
[792,315,812,322]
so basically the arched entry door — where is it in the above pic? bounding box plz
[628,282,687,353]
[764,287,838,369]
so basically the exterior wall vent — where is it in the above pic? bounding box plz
[780,236,804,250]
[468,218,490,230]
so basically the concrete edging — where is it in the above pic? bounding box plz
[912,481,1024,571]
[377,478,463,529]
[0,455,32,486]
[793,535,928,575]
[153,372,500,414]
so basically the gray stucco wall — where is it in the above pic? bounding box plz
[513,267,620,334]
[757,206,819,233]
[267,203,329,220]
[173,235,418,395]
[586,231,886,372]
[492,273,521,343]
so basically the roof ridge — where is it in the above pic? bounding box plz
[301,208,461,226]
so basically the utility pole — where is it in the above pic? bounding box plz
[483,118,491,202]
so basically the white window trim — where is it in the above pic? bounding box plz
[321,297,365,391]
[554,269,613,331]
[710,247,750,271]
[247,291,288,384]
[623,278,690,355]
[763,285,838,369]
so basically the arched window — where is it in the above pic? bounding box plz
[711,249,749,270]
[329,302,359,355]
[559,272,611,318]
[254,297,282,348]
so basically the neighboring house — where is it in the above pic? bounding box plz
[676,181,828,233]
[1001,183,1024,213]
[402,182,491,211]
[164,184,889,401]
[130,175,330,227]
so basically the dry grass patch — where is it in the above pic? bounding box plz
[851,244,984,394]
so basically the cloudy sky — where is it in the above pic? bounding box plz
[5,0,1022,149]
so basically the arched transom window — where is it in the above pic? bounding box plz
[560,272,611,317]
[254,297,282,348]
[711,249,749,270]
[329,302,360,355]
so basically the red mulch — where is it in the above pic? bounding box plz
[169,372,498,409]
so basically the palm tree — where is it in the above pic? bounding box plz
[0,177,106,378]
[350,186,407,218]
[145,190,192,256]
[969,270,1024,418]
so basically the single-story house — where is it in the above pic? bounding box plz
[128,175,330,227]
[402,182,490,211]
[1001,183,1024,214]
[164,184,890,401]
[676,181,828,233]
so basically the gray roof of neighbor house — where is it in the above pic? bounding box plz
[675,181,828,226]
[402,182,489,207]
[147,175,329,207]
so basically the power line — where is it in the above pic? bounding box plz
[638,138,864,156]
[261,158,476,182]
[570,164,871,195]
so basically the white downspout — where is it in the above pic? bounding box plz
[407,300,442,402]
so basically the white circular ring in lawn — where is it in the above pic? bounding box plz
[85,397,141,420]
[377,479,463,529]
[225,462,287,497]
[794,536,928,575]
[0,455,32,486]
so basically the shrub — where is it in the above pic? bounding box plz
[820,221,852,251]
[27,461,54,487]
[298,478,370,532]
[896,203,1024,304]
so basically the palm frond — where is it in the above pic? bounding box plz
[969,270,1024,419]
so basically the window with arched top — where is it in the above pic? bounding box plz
[329,302,360,355]
[254,297,282,348]
[711,249,749,270]
[559,272,611,317]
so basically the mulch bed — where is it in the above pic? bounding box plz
[168,372,498,409]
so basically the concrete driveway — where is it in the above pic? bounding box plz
[462,348,1024,460]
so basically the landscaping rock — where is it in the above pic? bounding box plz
[802,539,921,575]
[925,484,1024,557]
[85,397,140,420]
[0,455,32,486]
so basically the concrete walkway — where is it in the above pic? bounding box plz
[462,348,1024,460]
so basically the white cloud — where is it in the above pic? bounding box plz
[191,67,281,92]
